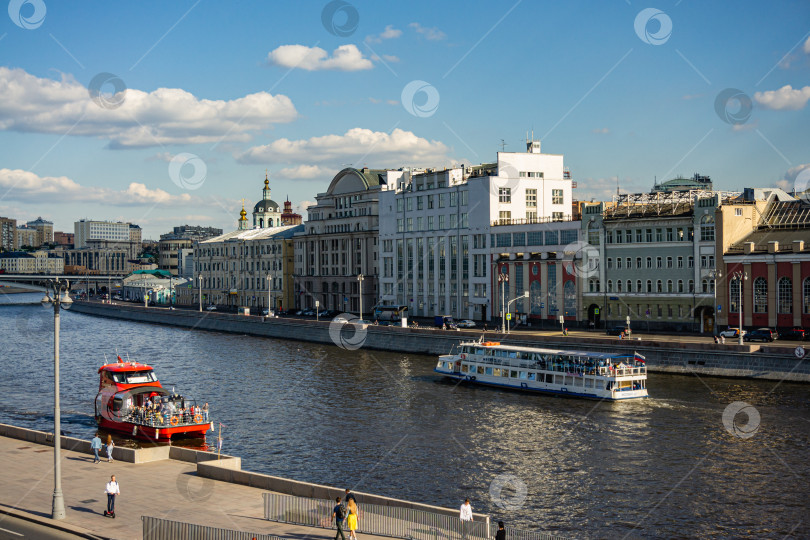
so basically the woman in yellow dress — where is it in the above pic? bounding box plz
[347,500,358,540]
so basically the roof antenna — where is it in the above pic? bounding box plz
[499,139,507,152]
[617,176,620,197]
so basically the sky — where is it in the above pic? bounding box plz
[0,0,808,239]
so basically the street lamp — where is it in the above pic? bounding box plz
[709,270,721,337]
[506,291,529,334]
[357,274,365,321]
[198,274,203,312]
[266,273,272,315]
[40,278,72,521]
[732,270,748,345]
[498,271,509,333]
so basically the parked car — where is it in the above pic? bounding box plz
[779,327,806,340]
[205,305,217,311]
[302,309,316,316]
[457,319,476,328]
[719,328,746,338]
[606,326,632,336]
[261,308,275,317]
[744,328,778,342]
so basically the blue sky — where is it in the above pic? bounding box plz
[1,0,808,238]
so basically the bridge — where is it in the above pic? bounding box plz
[0,274,124,294]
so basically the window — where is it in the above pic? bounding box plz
[754,277,767,313]
[552,189,563,205]
[688,256,694,268]
[804,277,810,314]
[657,280,663,293]
[439,193,447,207]
[778,277,792,314]
[397,219,404,233]
[525,189,537,208]
[735,208,743,216]
[450,192,457,207]
[617,280,623,292]
[552,212,564,221]
[656,229,663,242]
[499,188,511,203]
[438,215,446,229]
[636,257,642,268]
[626,258,632,269]
[667,229,674,242]
[607,280,613,293]
[689,280,694,293]
[678,280,684,293]
[417,196,424,210]
[646,280,652,293]
[677,256,683,268]
[427,216,434,230]
[616,230,624,243]
[646,257,652,269]
[607,258,613,269]
[526,210,537,221]
[656,257,662,268]
[667,280,673,293]
[667,257,673,268]
[702,279,709,293]
[636,230,643,243]
[627,280,632,292]
[499,211,511,222]
[427,195,434,209]
[730,278,740,312]
[406,198,413,211]
[700,215,715,242]
[637,280,642,292]
[617,258,623,269]
[397,199,404,212]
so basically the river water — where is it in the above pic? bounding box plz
[0,294,807,539]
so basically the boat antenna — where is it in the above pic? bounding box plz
[126,352,131,363]
[103,352,109,365]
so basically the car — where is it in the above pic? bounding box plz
[744,328,777,342]
[294,310,303,316]
[205,305,217,311]
[606,326,632,336]
[779,327,806,340]
[302,310,316,316]
[261,308,275,317]
[457,320,476,328]
[719,328,746,339]
[318,309,330,317]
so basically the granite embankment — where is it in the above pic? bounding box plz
[70,301,810,382]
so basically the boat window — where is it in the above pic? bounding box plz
[124,371,157,384]
[510,370,518,378]
[475,348,485,355]
[436,361,443,368]
[477,366,485,374]
[493,368,501,377]
[501,369,509,377]
[112,396,123,412]
[485,367,493,375]
[461,364,468,372]
[519,371,527,380]
[528,373,536,381]
[545,374,554,383]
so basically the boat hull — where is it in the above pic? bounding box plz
[435,370,648,401]
[97,417,212,441]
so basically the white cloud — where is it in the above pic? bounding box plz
[382,54,400,63]
[409,22,446,41]
[754,85,810,110]
[0,67,297,148]
[266,44,373,71]
[298,199,317,217]
[386,99,399,106]
[804,36,810,55]
[237,128,451,166]
[276,165,332,180]
[0,168,194,206]
[366,25,402,43]
[147,152,175,163]
[591,127,610,134]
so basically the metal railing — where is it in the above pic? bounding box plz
[263,492,490,539]
[122,409,210,428]
[142,516,285,540]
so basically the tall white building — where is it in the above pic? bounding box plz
[378,141,573,321]
[74,219,140,248]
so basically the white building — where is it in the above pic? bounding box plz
[75,219,141,248]
[0,250,64,274]
[378,140,574,321]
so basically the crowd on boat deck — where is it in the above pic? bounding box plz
[123,394,209,426]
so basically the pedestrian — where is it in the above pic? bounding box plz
[332,497,347,540]
[721,335,726,344]
[495,521,506,540]
[714,336,719,344]
[106,435,114,462]
[203,402,209,423]
[90,433,102,464]
[459,498,473,539]
[104,475,120,518]
[347,505,359,540]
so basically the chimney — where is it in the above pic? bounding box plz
[767,241,779,253]
[793,240,805,252]
[744,242,755,254]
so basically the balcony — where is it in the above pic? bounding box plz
[491,215,574,226]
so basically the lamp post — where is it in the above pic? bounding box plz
[506,291,529,334]
[732,270,748,345]
[40,278,72,520]
[266,273,272,315]
[710,270,721,336]
[198,274,203,312]
[498,271,509,333]
[357,274,365,321]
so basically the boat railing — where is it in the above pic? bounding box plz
[466,355,646,377]
[121,409,210,427]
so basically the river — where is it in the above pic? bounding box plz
[0,294,807,539]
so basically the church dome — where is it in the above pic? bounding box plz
[254,200,280,213]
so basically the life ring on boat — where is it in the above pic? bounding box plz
[169,415,179,426]
[193,414,203,424]
[460,354,466,359]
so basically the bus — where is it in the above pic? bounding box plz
[373,305,408,322]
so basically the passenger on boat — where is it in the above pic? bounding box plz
[203,403,209,422]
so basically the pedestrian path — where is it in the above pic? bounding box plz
[0,435,395,539]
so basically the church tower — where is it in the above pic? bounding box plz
[253,171,282,228]
[238,201,249,230]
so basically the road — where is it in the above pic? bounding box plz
[0,514,86,540]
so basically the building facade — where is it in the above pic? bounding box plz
[74,219,141,248]
[378,141,574,321]
[294,167,388,314]
[53,231,74,247]
[158,225,222,275]
[16,226,38,248]
[0,217,16,251]
[26,216,53,245]
[0,250,64,274]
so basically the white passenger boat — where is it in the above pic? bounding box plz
[434,340,648,400]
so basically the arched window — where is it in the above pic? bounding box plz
[753,277,768,313]
[702,279,709,293]
[657,280,663,293]
[564,281,576,317]
[730,278,740,312]
[617,280,622,292]
[778,277,792,313]
[678,280,684,293]
[530,281,542,315]
[647,280,652,293]
[804,277,810,314]
[626,280,632,292]
[667,280,673,293]
[700,214,715,242]
[637,280,642,292]
[607,280,613,293]
[689,280,694,293]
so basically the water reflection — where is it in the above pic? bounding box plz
[0,297,807,538]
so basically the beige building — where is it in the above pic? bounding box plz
[63,247,131,275]
[294,167,386,313]
[16,226,38,248]
[0,217,15,251]
[0,250,64,274]
[189,224,303,311]
[158,225,222,275]
[26,217,53,245]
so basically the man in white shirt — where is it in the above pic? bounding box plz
[104,475,120,518]
[459,498,473,539]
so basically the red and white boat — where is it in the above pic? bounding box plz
[94,357,212,441]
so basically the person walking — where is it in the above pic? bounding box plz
[347,505,359,540]
[104,475,120,518]
[90,433,102,464]
[332,496,347,540]
[105,435,114,462]
[459,498,473,539]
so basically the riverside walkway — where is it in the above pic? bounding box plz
[0,435,394,540]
